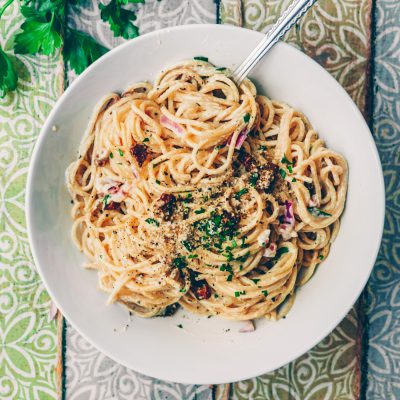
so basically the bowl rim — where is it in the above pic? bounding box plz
[26,23,385,384]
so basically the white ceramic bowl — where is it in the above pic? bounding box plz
[26,24,385,384]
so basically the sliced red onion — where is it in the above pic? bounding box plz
[239,320,255,333]
[160,115,185,137]
[131,165,139,179]
[279,201,297,239]
[96,177,121,194]
[110,182,131,202]
[97,148,109,159]
[228,128,248,150]
[257,229,271,247]
[309,194,319,207]
[48,300,58,322]
[283,201,294,224]
[108,186,120,194]
[263,242,277,258]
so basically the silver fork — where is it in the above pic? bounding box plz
[231,0,318,86]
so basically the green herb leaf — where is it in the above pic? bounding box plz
[291,178,297,182]
[307,207,332,217]
[109,152,114,159]
[181,240,194,252]
[188,254,198,259]
[117,148,124,156]
[216,67,226,71]
[0,47,17,98]
[319,254,324,260]
[241,237,249,248]
[194,56,208,62]
[102,194,110,205]
[143,137,150,142]
[155,179,161,185]
[258,145,267,151]
[276,246,289,258]
[236,251,250,263]
[235,188,249,199]
[179,288,186,293]
[194,208,206,214]
[177,324,183,328]
[145,218,159,226]
[172,256,187,269]
[243,113,251,123]
[99,0,140,39]
[226,274,233,282]
[279,168,287,179]
[262,290,268,297]
[234,290,246,297]
[249,172,259,187]
[281,155,291,165]
[252,278,260,284]
[14,6,63,55]
[64,28,108,74]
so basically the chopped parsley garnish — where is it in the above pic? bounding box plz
[177,324,183,329]
[241,237,249,248]
[194,56,208,62]
[143,137,150,143]
[188,254,198,259]
[307,207,332,217]
[243,113,250,123]
[155,179,161,185]
[281,154,291,164]
[214,293,219,298]
[226,274,233,282]
[252,278,260,284]
[262,290,269,297]
[222,251,234,262]
[319,254,324,260]
[118,148,124,156]
[194,208,206,214]
[109,152,114,159]
[292,178,297,182]
[145,218,159,226]
[279,168,287,179]
[249,172,259,187]
[216,67,226,71]
[236,251,250,263]
[179,288,186,293]
[234,290,246,297]
[276,247,289,258]
[235,188,249,199]
[259,145,267,151]
[181,240,194,252]
[172,256,187,269]
[219,264,233,273]
[215,144,225,150]
[102,194,110,205]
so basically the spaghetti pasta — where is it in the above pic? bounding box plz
[66,60,347,321]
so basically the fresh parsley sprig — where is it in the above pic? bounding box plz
[0,0,148,97]
[0,0,17,97]
[99,0,144,39]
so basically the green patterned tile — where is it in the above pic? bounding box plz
[0,1,62,399]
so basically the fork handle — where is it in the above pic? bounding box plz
[231,0,318,85]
